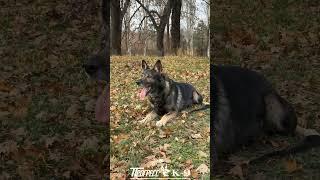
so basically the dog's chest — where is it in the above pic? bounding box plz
[149,95,171,115]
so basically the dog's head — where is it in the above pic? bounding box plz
[136,60,165,100]
[83,50,109,82]
[83,50,109,124]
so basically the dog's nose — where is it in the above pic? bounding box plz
[84,64,97,75]
[136,80,142,85]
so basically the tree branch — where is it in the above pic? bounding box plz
[129,5,142,25]
[149,10,161,19]
[134,0,159,30]
[120,0,130,20]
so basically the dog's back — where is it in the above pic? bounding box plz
[212,65,297,155]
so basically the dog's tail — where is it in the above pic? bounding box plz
[250,126,320,164]
[188,102,210,114]
[190,90,210,113]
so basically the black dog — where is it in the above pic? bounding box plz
[212,65,320,161]
[137,60,206,127]
[83,51,109,123]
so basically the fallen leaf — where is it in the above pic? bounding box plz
[250,172,266,180]
[111,173,126,180]
[196,164,209,174]
[229,165,244,180]
[66,104,79,118]
[78,136,99,151]
[191,169,199,179]
[0,140,18,155]
[11,127,27,137]
[85,98,96,111]
[191,133,202,139]
[17,163,34,180]
[112,134,129,144]
[228,155,250,166]
[269,140,279,148]
[198,150,208,158]
[284,159,302,173]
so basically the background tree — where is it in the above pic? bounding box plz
[117,0,209,57]
[193,20,208,56]
[111,0,130,55]
[135,0,172,56]
[170,0,182,55]
[185,0,196,56]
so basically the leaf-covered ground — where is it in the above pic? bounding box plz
[212,0,320,179]
[110,56,210,179]
[1,0,108,179]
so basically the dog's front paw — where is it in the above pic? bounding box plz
[139,111,158,124]
[139,116,150,124]
[139,118,147,124]
[156,120,166,127]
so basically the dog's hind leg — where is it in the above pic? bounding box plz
[264,93,297,135]
[156,112,178,127]
[140,111,159,124]
[192,91,203,104]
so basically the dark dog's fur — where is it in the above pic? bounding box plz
[83,51,109,123]
[137,60,205,127]
[212,65,320,162]
[83,53,320,165]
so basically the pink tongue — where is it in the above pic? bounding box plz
[139,88,147,100]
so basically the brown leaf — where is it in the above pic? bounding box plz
[11,127,27,137]
[0,140,18,155]
[269,140,280,148]
[66,104,79,118]
[112,134,129,144]
[284,159,302,173]
[42,136,57,148]
[250,172,266,180]
[191,169,199,179]
[13,107,28,119]
[228,155,250,166]
[111,173,126,180]
[85,98,96,111]
[78,136,99,151]
[198,150,208,158]
[229,165,244,180]
[196,164,209,174]
[191,133,202,139]
[17,163,34,180]
[0,81,13,92]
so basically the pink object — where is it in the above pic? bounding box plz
[95,85,109,123]
[139,88,147,100]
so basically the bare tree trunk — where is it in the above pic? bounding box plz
[101,0,110,54]
[124,1,131,55]
[186,0,195,56]
[111,0,122,55]
[135,0,172,56]
[100,1,110,178]
[157,29,165,56]
[143,0,148,56]
[190,32,194,56]
[207,2,210,58]
[170,0,181,55]
[166,18,170,54]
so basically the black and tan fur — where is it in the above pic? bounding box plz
[137,60,205,127]
[212,65,320,162]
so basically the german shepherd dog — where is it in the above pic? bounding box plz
[83,52,320,164]
[136,60,207,127]
[83,50,109,123]
[212,65,320,162]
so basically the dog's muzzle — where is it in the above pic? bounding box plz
[136,79,143,86]
[83,64,98,76]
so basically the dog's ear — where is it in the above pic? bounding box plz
[154,60,162,73]
[142,60,149,70]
